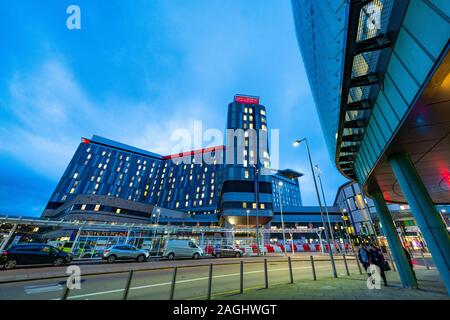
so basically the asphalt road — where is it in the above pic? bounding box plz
[0,255,363,300]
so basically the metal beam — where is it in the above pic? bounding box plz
[339,155,355,162]
[349,73,379,87]
[346,100,371,111]
[354,35,391,55]
[342,133,362,142]
[344,119,368,128]
[340,145,359,153]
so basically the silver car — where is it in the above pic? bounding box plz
[102,245,149,263]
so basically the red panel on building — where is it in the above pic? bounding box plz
[81,138,91,144]
[234,95,259,105]
[163,145,225,160]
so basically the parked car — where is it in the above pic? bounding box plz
[163,239,204,260]
[212,245,243,258]
[0,244,72,270]
[102,245,149,263]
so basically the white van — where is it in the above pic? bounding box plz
[163,239,204,260]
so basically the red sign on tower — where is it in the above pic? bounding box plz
[234,95,259,105]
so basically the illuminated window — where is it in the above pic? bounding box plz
[116,208,121,214]
[69,187,75,194]
[243,115,247,121]
[94,204,100,211]
[260,203,265,209]
[244,107,248,113]
[252,203,257,209]
[242,202,247,209]
[260,109,266,116]
[244,170,249,179]
[81,204,86,210]
[73,173,78,179]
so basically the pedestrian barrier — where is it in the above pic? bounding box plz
[46,255,362,300]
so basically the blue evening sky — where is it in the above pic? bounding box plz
[0,0,347,216]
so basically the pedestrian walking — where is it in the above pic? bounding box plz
[358,243,370,274]
[369,243,388,286]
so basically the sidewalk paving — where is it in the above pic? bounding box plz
[216,268,449,300]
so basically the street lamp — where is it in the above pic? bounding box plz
[153,208,161,254]
[246,209,250,243]
[314,164,339,252]
[253,164,261,256]
[277,181,288,256]
[293,138,337,278]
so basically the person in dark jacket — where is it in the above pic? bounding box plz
[403,247,417,281]
[358,243,370,274]
[369,243,388,286]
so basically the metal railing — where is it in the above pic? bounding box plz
[54,254,365,301]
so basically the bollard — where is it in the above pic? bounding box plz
[354,252,363,275]
[240,261,244,294]
[342,254,350,276]
[421,251,430,270]
[123,270,134,300]
[61,285,70,300]
[288,256,293,284]
[169,266,178,300]
[207,263,213,300]
[310,255,316,281]
[264,258,268,289]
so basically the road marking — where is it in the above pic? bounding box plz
[25,284,63,294]
[57,265,334,300]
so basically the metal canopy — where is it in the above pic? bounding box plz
[335,0,410,181]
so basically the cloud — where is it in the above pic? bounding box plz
[0,58,227,180]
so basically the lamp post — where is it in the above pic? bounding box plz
[293,138,337,278]
[314,164,339,252]
[253,164,261,256]
[277,181,287,256]
[153,207,161,254]
[246,209,250,244]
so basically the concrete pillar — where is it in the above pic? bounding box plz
[389,153,450,294]
[370,188,418,288]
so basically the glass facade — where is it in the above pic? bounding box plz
[293,0,450,186]
[291,0,348,158]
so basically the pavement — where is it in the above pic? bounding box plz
[0,253,443,300]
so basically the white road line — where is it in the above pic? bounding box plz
[25,284,63,294]
[59,265,333,300]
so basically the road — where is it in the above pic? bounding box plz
[0,255,364,300]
